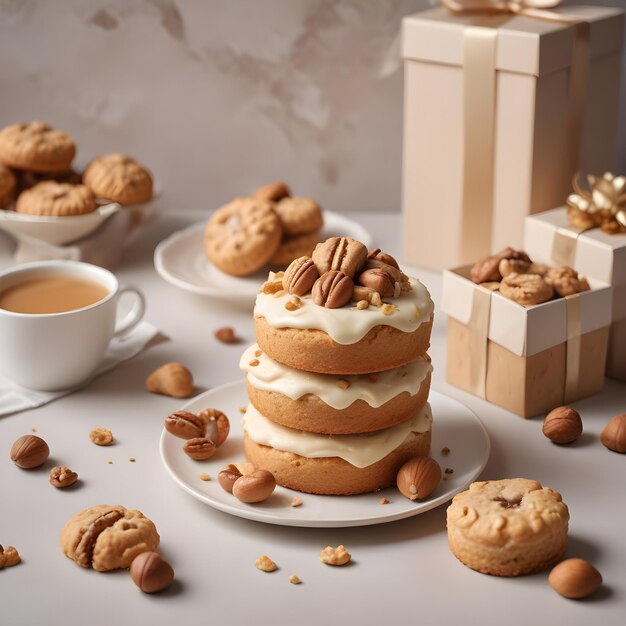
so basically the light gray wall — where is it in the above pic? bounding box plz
[0,0,624,213]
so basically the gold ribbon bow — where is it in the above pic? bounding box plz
[566,172,626,234]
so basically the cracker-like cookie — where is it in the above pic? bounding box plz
[83,153,153,205]
[274,196,323,236]
[204,197,282,276]
[0,122,75,173]
[269,231,320,267]
[60,504,160,572]
[16,181,97,216]
[0,163,16,207]
[447,478,569,576]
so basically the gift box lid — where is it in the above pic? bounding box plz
[402,5,625,76]
[525,207,626,286]
[442,265,612,357]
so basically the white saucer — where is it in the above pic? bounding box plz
[160,380,491,528]
[153,211,373,303]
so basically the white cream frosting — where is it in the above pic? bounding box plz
[243,402,433,468]
[241,344,432,409]
[254,277,434,345]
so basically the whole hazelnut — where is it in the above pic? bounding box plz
[218,464,243,493]
[232,469,276,503]
[396,457,441,501]
[600,413,626,453]
[543,406,582,444]
[10,435,50,469]
[145,362,193,398]
[548,558,602,599]
[130,552,175,594]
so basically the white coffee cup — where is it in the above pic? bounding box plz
[0,260,145,391]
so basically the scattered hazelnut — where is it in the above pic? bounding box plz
[89,427,114,446]
[214,327,238,343]
[49,466,79,488]
[10,435,49,469]
[255,555,278,572]
[145,362,194,398]
[218,464,243,493]
[0,545,21,568]
[319,545,351,566]
[198,408,230,447]
[548,558,602,599]
[130,552,175,594]
[232,469,276,503]
[183,438,216,461]
[543,406,582,444]
[164,410,206,440]
[600,413,626,453]
[396,457,441,501]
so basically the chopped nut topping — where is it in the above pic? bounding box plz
[379,497,390,505]
[255,555,278,572]
[400,273,412,293]
[291,497,303,508]
[381,303,395,316]
[441,447,451,456]
[336,379,350,390]
[289,575,302,585]
[285,301,299,311]
[319,545,351,566]
[444,468,454,475]
[371,292,383,307]
[273,289,286,298]
[249,359,260,367]
[214,327,238,343]
[89,427,113,446]
[0,545,21,568]
[254,350,262,357]
[199,473,211,481]
[356,299,369,310]
[129,458,136,463]
[260,280,283,295]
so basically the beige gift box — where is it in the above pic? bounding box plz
[525,207,626,381]
[402,5,624,271]
[442,266,612,417]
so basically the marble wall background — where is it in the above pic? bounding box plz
[0,0,624,213]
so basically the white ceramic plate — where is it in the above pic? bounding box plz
[153,211,373,303]
[160,380,491,528]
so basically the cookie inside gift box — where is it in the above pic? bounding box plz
[442,247,612,417]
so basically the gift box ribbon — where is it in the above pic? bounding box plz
[442,0,590,262]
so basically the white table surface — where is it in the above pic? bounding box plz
[1,211,624,626]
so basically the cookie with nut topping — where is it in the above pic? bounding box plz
[447,478,569,576]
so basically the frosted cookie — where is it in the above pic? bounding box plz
[243,402,432,495]
[16,181,97,216]
[447,479,569,577]
[273,196,323,236]
[0,164,16,207]
[0,122,75,172]
[269,230,320,267]
[83,153,153,204]
[60,504,160,572]
[241,344,432,434]
[204,197,282,276]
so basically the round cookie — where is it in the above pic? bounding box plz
[60,504,160,572]
[269,231,320,267]
[241,344,432,434]
[254,181,291,202]
[16,181,97,216]
[0,122,75,173]
[273,196,323,236]
[16,168,82,194]
[83,153,153,204]
[0,163,16,207]
[447,478,569,577]
[243,403,432,495]
[204,197,283,276]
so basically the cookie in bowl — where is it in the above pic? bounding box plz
[16,181,97,217]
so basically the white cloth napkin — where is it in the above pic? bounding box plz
[0,321,160,417]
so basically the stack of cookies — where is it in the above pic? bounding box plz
[203,181,324,276]
[239,236,435,495]
[0,121,152,216]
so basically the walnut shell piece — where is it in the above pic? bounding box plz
[164,410,206,440]
[549,559,602,599]
[396,457,441,501]
[545,266,591,297]
[183,437,217,461]
[10,435,49,469]
[312,237,367,279]
[499,273,553,306]
[49,466,79,488]
[145,363,193,398]
[600,414,626,453]
[130,552,175,593]
[282,256,319,296]
[543,406,583,444]
[312,270,353,309]
[232,469,276,503]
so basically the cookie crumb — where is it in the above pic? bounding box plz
[445,467,454,475]
[129,458,136,463]
[356,300,369,310]
[214,327,238,344]
[336,379,350,390]
[291,497,303,508]
[249,359,260,367]
[239,406,247,414]
[441,447,451,456]
[255,555,278,572]
[254,350,262,357]
[90,427,113,446]
[199,473,211,481]
[31,428,37,433]
[107,461,113,465]
[381,303,395,316]
[289,575,302,585]
[319,545,351,566]
[273,290,286,298]
[379,497,390,505]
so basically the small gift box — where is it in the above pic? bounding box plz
[525,192,626,381]
[401,3,625,270]
[442,266,612,417]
